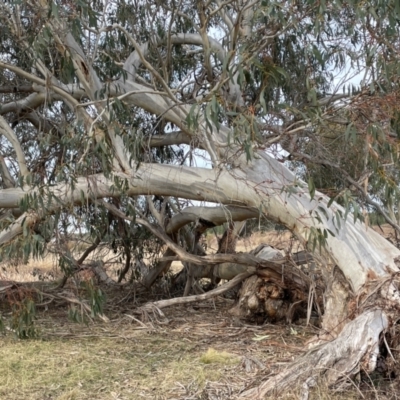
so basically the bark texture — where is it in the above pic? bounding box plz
[229,245,313,323]
[239,310,388,399]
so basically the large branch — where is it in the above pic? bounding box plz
[137,270,254,313]
[0,164,253,245]
[0,164,252,210]
[54,31,132,172]
[244,151,400,291]
[0,85,86,116]
[101,201,308,288]
[149,132,192,147]
[110,79,190,133]
[113,30,243,133]
[0,115,29,178]
[0,153,399,295]
[0,156,15,188]
[52,31,103,100]
[109,78,231,157]
[0,92,46,115]
[0,85,34,94]
[0,61,86,119]
[239,309,388,399]
[165,205,258,233]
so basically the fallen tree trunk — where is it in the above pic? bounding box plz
[0,141,399,394]
[239,309,389,399]
[1,153,399,392]
[138,243,317,326]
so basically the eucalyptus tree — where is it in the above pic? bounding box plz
[2,0,400,395]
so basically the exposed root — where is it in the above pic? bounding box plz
[239,309,388,399]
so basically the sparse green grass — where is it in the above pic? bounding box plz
[0,321,240,400]
[200,348,240,365]
[0,310,397,400]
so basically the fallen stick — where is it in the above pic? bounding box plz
[135,269,254,313]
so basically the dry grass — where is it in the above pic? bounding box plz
[0,299,316,400]
[1,228,398,399]
[1,298,391,400]
[200,348,241,365]
[0,328,228,399]
[0,230,300,283]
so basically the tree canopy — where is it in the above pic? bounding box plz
[0,0,400,249]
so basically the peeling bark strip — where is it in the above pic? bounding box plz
[322,266,354,335]
[239,310,388,399]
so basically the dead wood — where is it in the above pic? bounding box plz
[229,245,319,323]
[239,309,388,399]
[142,248,175,288]
[135,270,255,314]
[91,261,118,285]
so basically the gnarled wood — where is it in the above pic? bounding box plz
[239,310,388,399]
[229,245,314,323]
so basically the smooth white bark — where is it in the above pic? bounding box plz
[165,205,259,233]
[0,154,398,294]
[0,115,29,178]
[242,152,400,291]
